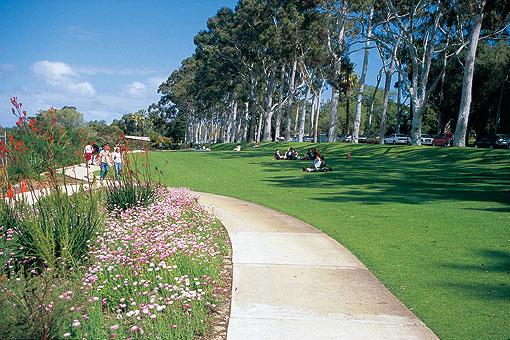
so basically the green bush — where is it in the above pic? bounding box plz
[0,187,103,271]
[104,151,158,212]
[105,179,156,212]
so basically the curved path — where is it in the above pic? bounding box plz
[197,192,438,340]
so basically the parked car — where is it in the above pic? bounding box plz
[357,135,367,143]
[494,134,510,149]
[474,135,497,148]
[420,134,434,145]
[383,134,410,145]
[432,132,454,147]
[338,134,352,142]
[366,135,380,144]
[303,136,314,142]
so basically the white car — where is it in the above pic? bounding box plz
[420,134,433,145]
[383,134,410,145]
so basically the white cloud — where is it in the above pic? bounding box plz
[31,60,96,96]
[126,81,147,96]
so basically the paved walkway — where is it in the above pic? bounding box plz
[197,192,438,340]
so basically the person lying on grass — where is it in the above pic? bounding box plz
[274,149,286,160]
[303,154,332,172]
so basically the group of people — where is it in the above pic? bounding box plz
[83,143,123,180]
[274,147,332,172]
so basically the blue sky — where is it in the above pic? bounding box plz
[0,0,381,127]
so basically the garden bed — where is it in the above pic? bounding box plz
[0,187,232,339]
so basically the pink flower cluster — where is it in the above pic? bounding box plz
[80,187,226,333]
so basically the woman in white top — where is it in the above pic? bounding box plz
[112,146,122,180]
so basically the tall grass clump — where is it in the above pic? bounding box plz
[105,144,158,212]
[0,187,102,271]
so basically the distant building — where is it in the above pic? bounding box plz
[124,135,151,142]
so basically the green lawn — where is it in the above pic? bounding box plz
[151,143,510,340]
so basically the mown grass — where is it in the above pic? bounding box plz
[151,142,510,340]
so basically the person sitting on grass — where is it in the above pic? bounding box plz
[303,154,332,172]
[301,148,315,160]
[274,149,285,160]
[286,147,299,160]
[233,144,241,152]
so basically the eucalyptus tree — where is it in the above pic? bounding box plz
[352,1,375,143]
[322,0,352,141]
[453,0,510,146]
[372,0,463,145]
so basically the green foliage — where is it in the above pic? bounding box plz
[86,120,124,146]
[104,152,157,212]
[0,270,85,340]
[105,180,156,212]
[0,188,102,271]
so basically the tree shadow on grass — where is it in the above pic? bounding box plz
[437,249,510,301]
[260,158,510,205]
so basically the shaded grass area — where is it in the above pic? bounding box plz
[151,143,510,340]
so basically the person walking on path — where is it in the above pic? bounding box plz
[99,145,112,180]
[91,142,100,165]
[84,143,93,165]
[112,146,122,180]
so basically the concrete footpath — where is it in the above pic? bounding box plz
[197,192,438,340]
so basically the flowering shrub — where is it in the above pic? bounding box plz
[2,98,87,184]
[105,141,157,212]
[0,188,102,272]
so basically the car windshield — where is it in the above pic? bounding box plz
[396,134,407,137]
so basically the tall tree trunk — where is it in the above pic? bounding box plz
[242,102,249,142]
[328,88,340,141]
[453,3,485,146]
[262,95,274,141]
[229,101,238,143]
[344,92,351,135]
[367,71,382,137]
[379,64,394,144]
[298,86,310,142]
[314,80,325,142]
[352,5,374,143]
[396,71,402,133]
[256,111,263,142]
[263,71,276,141]
[285,59,298,140]
[275,64,285,141]
[309,94,316,136]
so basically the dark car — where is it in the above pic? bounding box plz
[474,135,496,148]
[433,132,454,147]
[494,134,510,149]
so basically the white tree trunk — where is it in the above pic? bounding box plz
[328,88,340,141]
[309,95,316,136]
[275,65,285,141]
[298,86,310,142]
[242,102,249,142]
[379,65,394,144]
[453,4,485,147]
[314,80,325,142]
[285,59,298,140]
[229,101,238,143]
[352,5,374,143]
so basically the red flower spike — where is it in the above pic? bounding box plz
[21,181,28,193]
[6,186,14,199]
